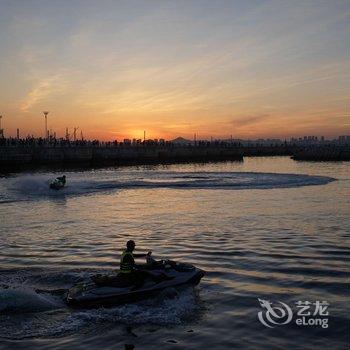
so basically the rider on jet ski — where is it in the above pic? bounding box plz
[120,240,167,287]
[120,240,152,272]
[56,175,66,185]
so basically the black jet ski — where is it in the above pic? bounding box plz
[49,178,65,190]
[66,259,205,308]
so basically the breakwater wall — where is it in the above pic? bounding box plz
[0,145,243,168]
[292,145,350,161]
[1,144,348,170]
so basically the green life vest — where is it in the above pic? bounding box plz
[120,250,134,273]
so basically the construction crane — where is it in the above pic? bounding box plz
[73,127,79,141]
[65,127,70,141]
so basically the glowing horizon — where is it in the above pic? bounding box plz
[0,1,349,141]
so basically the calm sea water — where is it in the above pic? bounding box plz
[0,157,349,350]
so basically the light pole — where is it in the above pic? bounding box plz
[43,111,49,139]
[0,115,3,138]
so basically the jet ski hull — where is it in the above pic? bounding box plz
[50,180,65,190]
[66,263,204,308]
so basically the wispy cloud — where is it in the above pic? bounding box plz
[232,114,271,127]
[20,74,66,112]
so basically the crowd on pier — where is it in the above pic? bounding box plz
[0,136,246,148]
[0,135,349,149]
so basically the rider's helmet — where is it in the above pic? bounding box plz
[126,240,135,250]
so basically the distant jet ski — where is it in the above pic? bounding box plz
[66,259,205,308]
[49,175,66,190]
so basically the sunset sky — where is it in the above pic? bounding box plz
[0,0,349,140]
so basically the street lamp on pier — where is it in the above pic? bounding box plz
[43,111,49,139]
[0,115,3,138]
